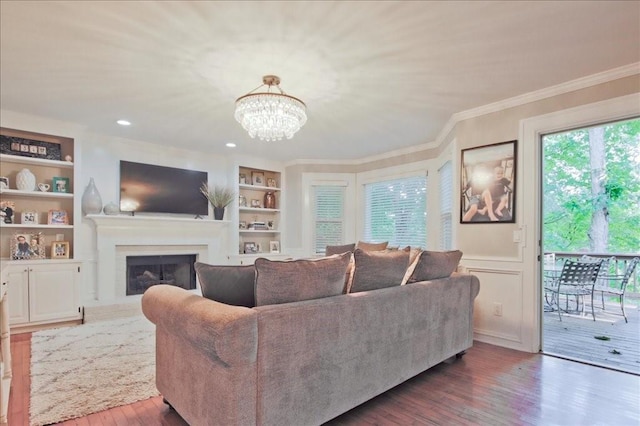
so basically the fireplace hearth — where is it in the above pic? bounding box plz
[126,254,196,296]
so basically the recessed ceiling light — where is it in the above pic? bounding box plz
[226,142,237,148]
[116,120,131,126]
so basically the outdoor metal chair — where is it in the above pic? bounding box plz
[592,257,639,323]
[551,259,603,321]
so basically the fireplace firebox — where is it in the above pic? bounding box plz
[126,254,197,296]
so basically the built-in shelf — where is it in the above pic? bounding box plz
[239,207,280,213]
[0,153,74,169]
[239,230,280,234]
[0,188,73,198]
[239,183,281,192]
[0,224,73,229]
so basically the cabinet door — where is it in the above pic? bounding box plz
[28,263,81,323]
[6,269,29,325]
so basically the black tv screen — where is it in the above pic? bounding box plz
[119,161,208,216]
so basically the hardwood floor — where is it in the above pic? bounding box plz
[8,334,640,425]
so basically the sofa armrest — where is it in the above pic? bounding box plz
[142,285,257,366]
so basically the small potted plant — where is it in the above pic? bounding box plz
[200,183,236,220]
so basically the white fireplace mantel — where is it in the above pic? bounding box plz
[86,214,229,302]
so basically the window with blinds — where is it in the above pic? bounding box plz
[439,161,453,250]
[313,185,346,254]
[363,175,427,248]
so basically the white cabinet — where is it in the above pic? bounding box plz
[6,261,82,328]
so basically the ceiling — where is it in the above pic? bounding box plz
[1,1,639,163]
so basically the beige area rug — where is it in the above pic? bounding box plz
[29,316,159,426]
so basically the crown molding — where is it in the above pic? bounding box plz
[289,63,640,168]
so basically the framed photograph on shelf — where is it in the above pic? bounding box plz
[239,220,247,229]
[266,178,277,188]
[251,199,261,208]
[51,241,70,259]
[460,140,517,224]
[52,176,70,193]
[239,173,247,185]
[239,195,247,207]
[48,209,69,225]
[10,232,45,260]
[243,241,257,254]
[269,240,280,254]
[21,211,38,225]
[0,176,8,189]
[251,171,265,186]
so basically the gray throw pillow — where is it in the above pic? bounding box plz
[194,262,256,307]
[349,248,410,293]
[325,243,356,256]
[408,250,463,282]
[356,241,389,251]
[255,253,351,306]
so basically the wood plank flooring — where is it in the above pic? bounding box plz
[7,334,640,425]
[543,300,640,374]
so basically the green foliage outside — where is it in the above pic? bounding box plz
[543,118,640,254]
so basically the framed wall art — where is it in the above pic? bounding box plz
[269,240,280,254]
[11,232,45,260]
[0,135,62,160]
[460,140,516,224]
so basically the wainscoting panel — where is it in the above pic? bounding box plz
[467,266,525,350]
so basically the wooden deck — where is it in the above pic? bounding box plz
[543,298,640,375]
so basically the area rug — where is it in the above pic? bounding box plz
[29,315,159,426]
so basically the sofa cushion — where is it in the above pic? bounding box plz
[325,243,356,256]
[408,250,463,282]
[356,241,389,251]
[349,248,410,293]
[255,253,351,306]
[400,247,423,285]
[194,262,256,308]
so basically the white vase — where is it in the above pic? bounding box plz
[16,168,36,191]
[81,177,103,215]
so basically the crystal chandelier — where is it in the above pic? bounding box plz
[234,75,307,141]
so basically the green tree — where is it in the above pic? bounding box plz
[543,118,640,254]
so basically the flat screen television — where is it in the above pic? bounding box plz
[119,161,208,216]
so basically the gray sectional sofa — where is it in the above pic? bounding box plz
[142,253,480,425]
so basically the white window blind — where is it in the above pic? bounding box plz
[364,175,427,248]
[439,161,453,250]
[313,185,345,254]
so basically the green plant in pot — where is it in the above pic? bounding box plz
[200,183,236,220]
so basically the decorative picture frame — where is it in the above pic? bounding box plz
[21,211,38,225]
[251,199,261,208]
[251,171,265,186]
[269,240,280,254]
[11,232,45,260]
[239,220,247,229]
[0,176,8,189]
[460,140,517,224]
[52,176,70,193]
[51,241,70,259]
[239,195,247,207]
[239,173,247,185]
[48,209,69,225]
[243,241,257,254]
[0,201,15,224]
[266,178,277,188]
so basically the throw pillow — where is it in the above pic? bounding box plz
[194,262,256,308]
[325,243,356,256]
[349,248,410,293]
[400,247,423,285]
[408,250,463,282]
[255,253,351,306]
[356,241,389,251]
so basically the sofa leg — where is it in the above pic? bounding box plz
[163,398,174,410]
[455,351,466,359]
